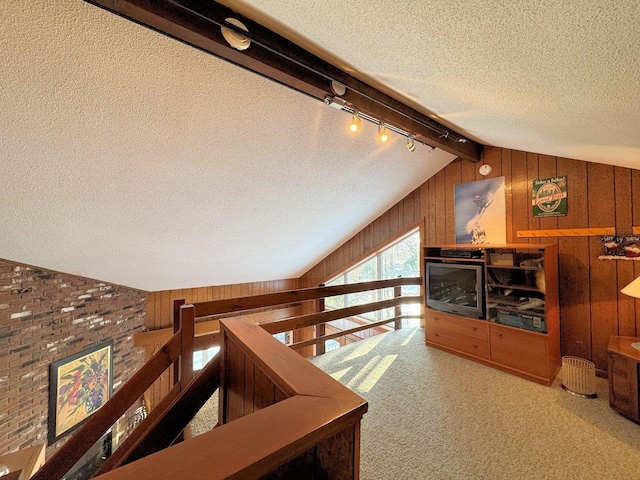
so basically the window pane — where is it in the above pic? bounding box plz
[325,339,340,352]
[380,232,420,279]
[346,257,378,320]
[274,331,291,344]
[325,275,345,309]
[193,346,220,371]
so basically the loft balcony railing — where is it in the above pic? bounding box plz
[32,277,422,480]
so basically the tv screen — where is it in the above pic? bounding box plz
[426,262,484,318]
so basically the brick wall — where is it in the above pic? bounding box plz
[0,258,146,457]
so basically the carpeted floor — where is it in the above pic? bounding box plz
[310,327,640,480]
[188,327,640,478]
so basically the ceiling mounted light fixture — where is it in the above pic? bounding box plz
[221,18,251,51]
[349,111,361,133]
[378,123,389,143]
[407,135,416,152]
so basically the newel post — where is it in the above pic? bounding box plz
[315,284,326,356]
[179,304,195,389]
[394,283,402,330]
[173,300,194,390]
[172,300,185,389]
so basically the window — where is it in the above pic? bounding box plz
[193,346,220,371]
[274,331,291,345]
[325,339,341,352]
[325,228,421,335]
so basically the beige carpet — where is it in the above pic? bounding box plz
[310,327,640,480]
[187,328,640,478]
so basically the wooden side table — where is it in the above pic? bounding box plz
[607,336,640,424]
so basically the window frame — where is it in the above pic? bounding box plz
[324,224,422,327]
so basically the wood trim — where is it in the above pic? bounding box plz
[517,227,615,237]
[260,295,422,334]
[194,277,421,317]
[0,444,45,480]
[135,318,220,349]
[96,315,367,480]
[290,315,417,350]
[107,355,222,470]
[97,382,182,475]
[321,221,423,285]
[86,0,481,162]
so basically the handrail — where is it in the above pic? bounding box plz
[96,353,222,474]
[289,314,420,350]
[260,295,422,334]
[193,277,421,317]
[36,277,419,479]
[32,333,182,480]
[95,316,368,480]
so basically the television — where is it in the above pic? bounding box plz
[425,261,485,319]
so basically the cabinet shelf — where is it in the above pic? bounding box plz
[424,256,485,264]
[487,265,542,271]
[487,304,546,318]
[487,282,542,293]
[424,244,560,385]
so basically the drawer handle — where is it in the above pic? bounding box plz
[434,333,439,337]
[472,344,478,348]
[472,327,478,331]
[496,333,503,337]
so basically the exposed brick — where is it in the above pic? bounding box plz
[0,258,145,457]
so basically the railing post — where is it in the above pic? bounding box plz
[172,299,185,390]
[394,284,402,330]
[178,304,195,389]
[315,284,326,356]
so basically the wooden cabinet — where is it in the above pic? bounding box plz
[489,323,548,379]
[426,311,489,360]
[424,244,560,385]
[607,336,640,424]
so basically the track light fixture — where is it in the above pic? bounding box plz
[406,135,416,152]
[349,111,361,133]
[378,123,389,142]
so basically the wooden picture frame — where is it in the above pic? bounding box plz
[48,340,114,444]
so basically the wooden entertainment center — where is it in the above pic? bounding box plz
[424,244,561,385]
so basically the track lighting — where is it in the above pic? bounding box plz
[378,123,389,142]
[406,135,416,152]
[220,18,251,51]
[349,112,361,133]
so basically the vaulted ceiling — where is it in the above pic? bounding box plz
[1,1,638,291]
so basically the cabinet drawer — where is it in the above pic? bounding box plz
[427,325,490,360]
[490,324,548,378]
[609,353,634,415]
[425,310,488,341]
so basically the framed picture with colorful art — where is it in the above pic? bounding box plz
[48,340,113,444]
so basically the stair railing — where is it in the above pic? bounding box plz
[33,277,421,479]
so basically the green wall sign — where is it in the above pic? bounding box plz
[532,176,567,218]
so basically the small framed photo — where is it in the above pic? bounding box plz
[48,340,114,444]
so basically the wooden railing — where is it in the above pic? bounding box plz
[34,277,421,479]
[32,303,202,480]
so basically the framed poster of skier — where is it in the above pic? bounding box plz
[455,176,506,244]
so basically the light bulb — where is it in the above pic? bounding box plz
[407,135,416,152]
[349,113,361,133]
[378,123,389,142]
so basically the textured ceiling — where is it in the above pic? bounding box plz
[228,0,640,168]
[0,1,453,291]
[3,1,639,292]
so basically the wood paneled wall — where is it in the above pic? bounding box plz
[300,193,423,287]
[146,279,299,329]
[301,146,640,372]
[144,279,300,409]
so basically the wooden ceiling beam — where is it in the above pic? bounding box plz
[86,0,482,162]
